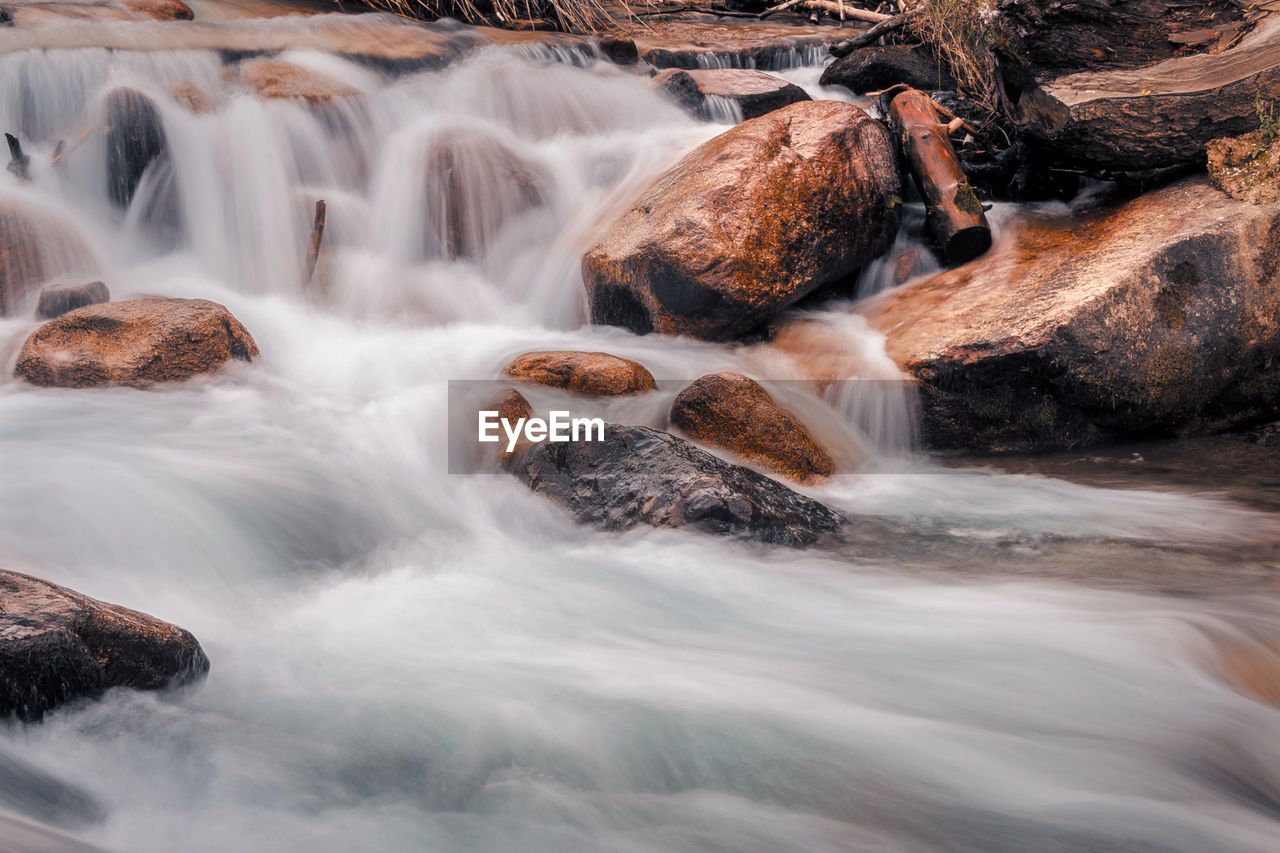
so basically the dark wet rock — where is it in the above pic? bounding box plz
[35,281,109,320]
[670,372,834,485]
[861,177,1280,452]
[584,100,902,341]
[104,88,167,210]
[502,350,656,396]
[15,298,259,389]
[594,34,639,65]
[0,570,209,722]
[655,68,811,121]
[819,45,956,94]
[507,424,844,545]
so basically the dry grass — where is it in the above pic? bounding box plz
[359,0,620,32]
[906,0,1001,114]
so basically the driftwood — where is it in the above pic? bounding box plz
[5,133,29,182]
[303,199,326,287]
[634,0,890,22]
[829,7,920,57]
[1016,15,1280,172]
[886,87,991,264]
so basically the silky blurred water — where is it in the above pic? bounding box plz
[0,17,1279,853]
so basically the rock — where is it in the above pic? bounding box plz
[15,298,259,389]
[103,88,167,210]
[502,351,656,396]
[860,177,1280,452]
[486,387,534,461]
[35,281,110,320]
[670,372,834,485]
[584,100,902,341]
[1017,16,1280,173]
[507,424,844,545]
[0,207,46,317]
[123,0,194,21]
[819,45,956,94]
[234,58,360,103]
[0,569,209,721]
[595,35,639,65]
[422,129,545,260]
[1207,131,1280,205]
[655,68,811,121]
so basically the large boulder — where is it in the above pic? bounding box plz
[819,46,956,95]
[507,424,844,545]
[234,58,359,103]
[0,570,209,721]
[15,298,259,389]
[103,88,167,210]
[670,372,834,485]
[502,350,656,396]
[653,68,811,121]
[584,100,902,341]
[860,178,1280,452]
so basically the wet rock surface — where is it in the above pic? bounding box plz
[16,297,259,389]
[234,57,360,102]
[861,178,1280,452]
[502,350,657,396]
[584,100,902,341]
[819,45,956,95]
[35,281,110,320]
[103,88,167,210]
[0,206,47,317]
[670,372,834,485]
[655,68,811,121]
[507,424,844,545]
[0,569,209,722]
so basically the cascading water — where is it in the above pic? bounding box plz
[1,11,1280,853]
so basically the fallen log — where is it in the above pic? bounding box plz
[303,199,326,287]
[885,86,991,264]
[829,7,920,57]
[5,134,29,182]
[1015,15,1280,172]
[796,1,890,23]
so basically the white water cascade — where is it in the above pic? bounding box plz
[1,14,1279,853]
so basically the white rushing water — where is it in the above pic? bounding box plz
[1,18,1279,852]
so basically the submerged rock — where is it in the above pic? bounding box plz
[507,424,843,545]
[104,88,167,210]
[584,100,902,341]
[36,281,110,320]
[234,58,360,103]
[15,298,259,389]
[654,68,811,121]
[861,177,1280,452]
[0,569,209,721]
[0,206,47,317]
[123,0,194,21]
[670,372,834,485]
[819,46,956,95]
[502,351,656,396]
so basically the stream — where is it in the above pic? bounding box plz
[1,8,1279,852]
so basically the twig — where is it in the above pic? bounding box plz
[5,133,29,182]
[51,122,99,165]
[304,200,327,288]
[829,6,921,56]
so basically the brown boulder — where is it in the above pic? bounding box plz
[0,569,209,721]
[15,298,259,389]
[36,281,110,320]
[234,58,359,103]
[502,350,656,396]
[670,372,834,485]
[819,46,956,95]
[860,177,1280,452]
[487,387,534,461]
[123,0,194,21]
[584,100,902,341]
[654,68,811,121]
